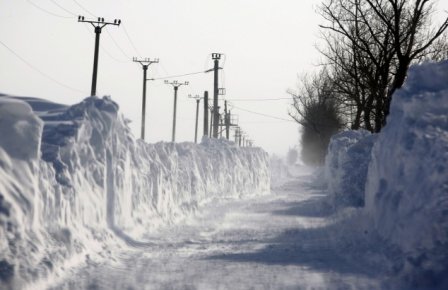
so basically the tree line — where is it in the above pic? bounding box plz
[289,0,448,165]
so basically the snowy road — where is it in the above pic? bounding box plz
[50,169,386,290]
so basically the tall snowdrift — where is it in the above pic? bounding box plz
[324,60,448,288]
[324,130,376,207]
[365,61,448,287]
[0,95,270,288]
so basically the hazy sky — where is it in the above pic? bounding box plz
[1,0,447,155]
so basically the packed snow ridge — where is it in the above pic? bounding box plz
[0,94,270,288]
[324,60,448,289]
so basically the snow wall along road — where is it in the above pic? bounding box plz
[324,60,448,288]
[0,95,270,288]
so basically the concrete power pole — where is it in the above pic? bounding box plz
[209,106,214,137]
[164,80,189,142]
[78,16,121,96]
[189,94,202,143]
[211,53,221,138]
[224,100,230,140]
[133,57,159,140]
[203,91,209,137]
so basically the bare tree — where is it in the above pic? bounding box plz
[288,70,344,165]
[318,0,448,130]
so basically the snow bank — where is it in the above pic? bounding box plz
[323,60,448,288]
[0,95,270,288]
[324,130,376,207]
[365,61,448,288]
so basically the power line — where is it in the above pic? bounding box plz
[148,70,207,81]
[73,1,133,62]
[226,97,291,101]
[101,45,129,63]
[122,24,141,56]
[229,104,295,122]
[73,0,95,17]
[0,39,86,94]
[105,29,131,59]
[81,23,128,63]
[50,0,77,16]
[26,0,72,19]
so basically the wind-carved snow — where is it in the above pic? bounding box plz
[0,95,270,289]
[365,61,448,287]
[324,60,448,289]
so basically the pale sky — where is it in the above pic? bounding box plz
[1,0,446,155]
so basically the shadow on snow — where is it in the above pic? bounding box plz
[206,193,400,279]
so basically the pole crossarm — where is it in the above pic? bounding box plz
[78,16,121,28]
[188,94,202,100]
[133,57,159,68]
[164,80,189,88]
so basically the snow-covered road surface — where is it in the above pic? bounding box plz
[49,168,386,290]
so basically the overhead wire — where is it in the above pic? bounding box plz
[0,39,87,94]
[81,24,128,63]
[26,0,72,19]
[122,24,141,57]
[148,70,209,81]
[105,29,131,59]
[71,0,133,60]
[50,0,77,16]
[229,104,295,123]
[72,0,95,17]
[226,97,291,101]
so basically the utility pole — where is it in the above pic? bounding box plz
[224,100,230,140]
[78,16,121,96]
[165,80,189,142]
[219,114,223,138]
[203,91,209,137]
[209,106,214,137]
[211,53,222,138]
[189,94,202,143]
[133,57,159,140]
[234,127,241,146]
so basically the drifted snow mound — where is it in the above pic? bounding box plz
[0,95,270,288]
[324,130,377,207]
[365,61,448,288]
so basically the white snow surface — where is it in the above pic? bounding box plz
[365,61,448,287]
[324,129,377,207]
[0,95,269,289]
[324,60,448,289]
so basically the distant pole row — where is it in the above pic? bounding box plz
[77,16,252,146]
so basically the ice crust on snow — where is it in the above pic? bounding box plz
[0,95,270,288]
[324,60,448,288]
